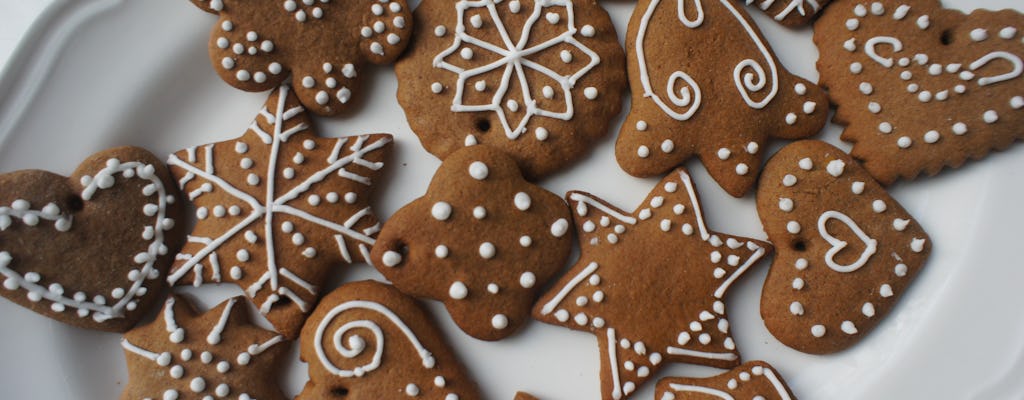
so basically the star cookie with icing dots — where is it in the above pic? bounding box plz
[166,85,392,339]
[533,168,772,400]
[617,0,828,196]
[657,360,798,400]
[190,0,412,115]
[120,295,288,400]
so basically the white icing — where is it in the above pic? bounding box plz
[433,0,601,140]
[817,211,877,273]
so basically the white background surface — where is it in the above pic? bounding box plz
[0,0,1022,399]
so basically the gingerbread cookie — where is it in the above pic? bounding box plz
[394,0,627,179]
[534,168,772,400]
[657,361,798,400]
[815,0,1023,184]
[121,295,287,400]
[166,86,392,338]
[298,280,481,400]
[746,0,830,27]
[371,145,572,341]
[616,0,828,197]
[0,146,184,332]
[190,0,412,115]
[757,140,931,354]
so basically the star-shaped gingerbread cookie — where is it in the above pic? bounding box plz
[166,85,392,338]
[120,295,287,400]
[533,168,772,400]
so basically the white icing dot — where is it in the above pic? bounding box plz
[584,87,598,99]
[811,325,826,337]
[827,160,846,177]
[535,127,549,141]
[344,192,357,204]
[880,283,894,297]
[406,383,420,396]
[519,235,532,247]
[842,321,859,334]
[221,20,233,31]
[846,18,860,30]
[798,158,813,170]
[478,242,496,259]
[787,221,801,234]
[550,219,569,237]
[468,161,489,180]
[491,314,509,329]
[983,110,999,124]
[636,120,648,131]
[514,192,532,211]
[863,302,876,317]
[735,163,749,176]
[783,174,797,187]
[879,122,893,133]
[431,202,452,221]
[895,263,908,276]
[790,301,804,315]
[581,24,595,37]
[794,83,807,95]
[970,28,988,41]
[785,113,797,125]
[717,148,731,160]
[1000,27,1018,39]
[382,250,403,267]
[519,272,536,288]
[897,136,912,148]
[917,15,930,29]
[924,130,940,144]
[850,62,863,74]
[460,47,474,59]
[235,70,251,81]
[434,245,449,259]
[661,140,674,153]
[449,282,468,299]
[473,206,486,219]
[792,277,805,290]
[190,377,206,392]
[1011,96,1024,109]
[637,145,650,158]
[779,198,794,212]
[434,25,447,36]
[859,82,873,95]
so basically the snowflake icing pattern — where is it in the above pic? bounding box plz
[433,0,601,139]
[166,85,391,338]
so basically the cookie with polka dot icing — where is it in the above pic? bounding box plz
[616,0,828,197]
[656,360,798,400]
[534,168,772,400]
[394,0,627,179]
[190,0,411,116]
[815,0,1023,184]
[757,140,931,354]
[371,145,572,341]
[166,86,392,339]
[298,280,481,400]
[121,295,288,400]
[0,146,185,332]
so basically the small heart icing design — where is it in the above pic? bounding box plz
[756,140,931,354]
[815,0,1023,184]
[817,210,878,273]
[0,147,183,332]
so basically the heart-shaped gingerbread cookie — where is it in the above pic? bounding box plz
[816,0,1023,184]
[756,140,931,354]
[0,147,185,332]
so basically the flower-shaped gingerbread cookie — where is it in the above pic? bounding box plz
[395,0,627,179]
[757,141,931,354]
[617,0,828,197]
[298,280,481,400]
[371,145,572,341]
[166,86,392,338]
[190,0,412,115]
[816,0,1023,184]
[0,146,184,332]
[121,295,288,400]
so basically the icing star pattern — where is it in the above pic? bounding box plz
[120,295,287,400]
[534,168,772,400]
[190,0,412,115]
[166,86,392,338]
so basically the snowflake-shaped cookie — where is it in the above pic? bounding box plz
[166,85,392,338]
[120,295,287,400]
[396,0,626,178]
[190,0,412,115]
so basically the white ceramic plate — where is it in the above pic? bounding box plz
[0,0,1022,399]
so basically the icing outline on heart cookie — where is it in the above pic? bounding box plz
[817,210,877,273]
[0,158,173,322]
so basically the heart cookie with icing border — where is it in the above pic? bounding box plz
[0,146,184,332]
[815,0,1023,184]
[756,140,931,354]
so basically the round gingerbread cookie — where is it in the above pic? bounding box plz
[190,0,412,116]
[395,0,626,179]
